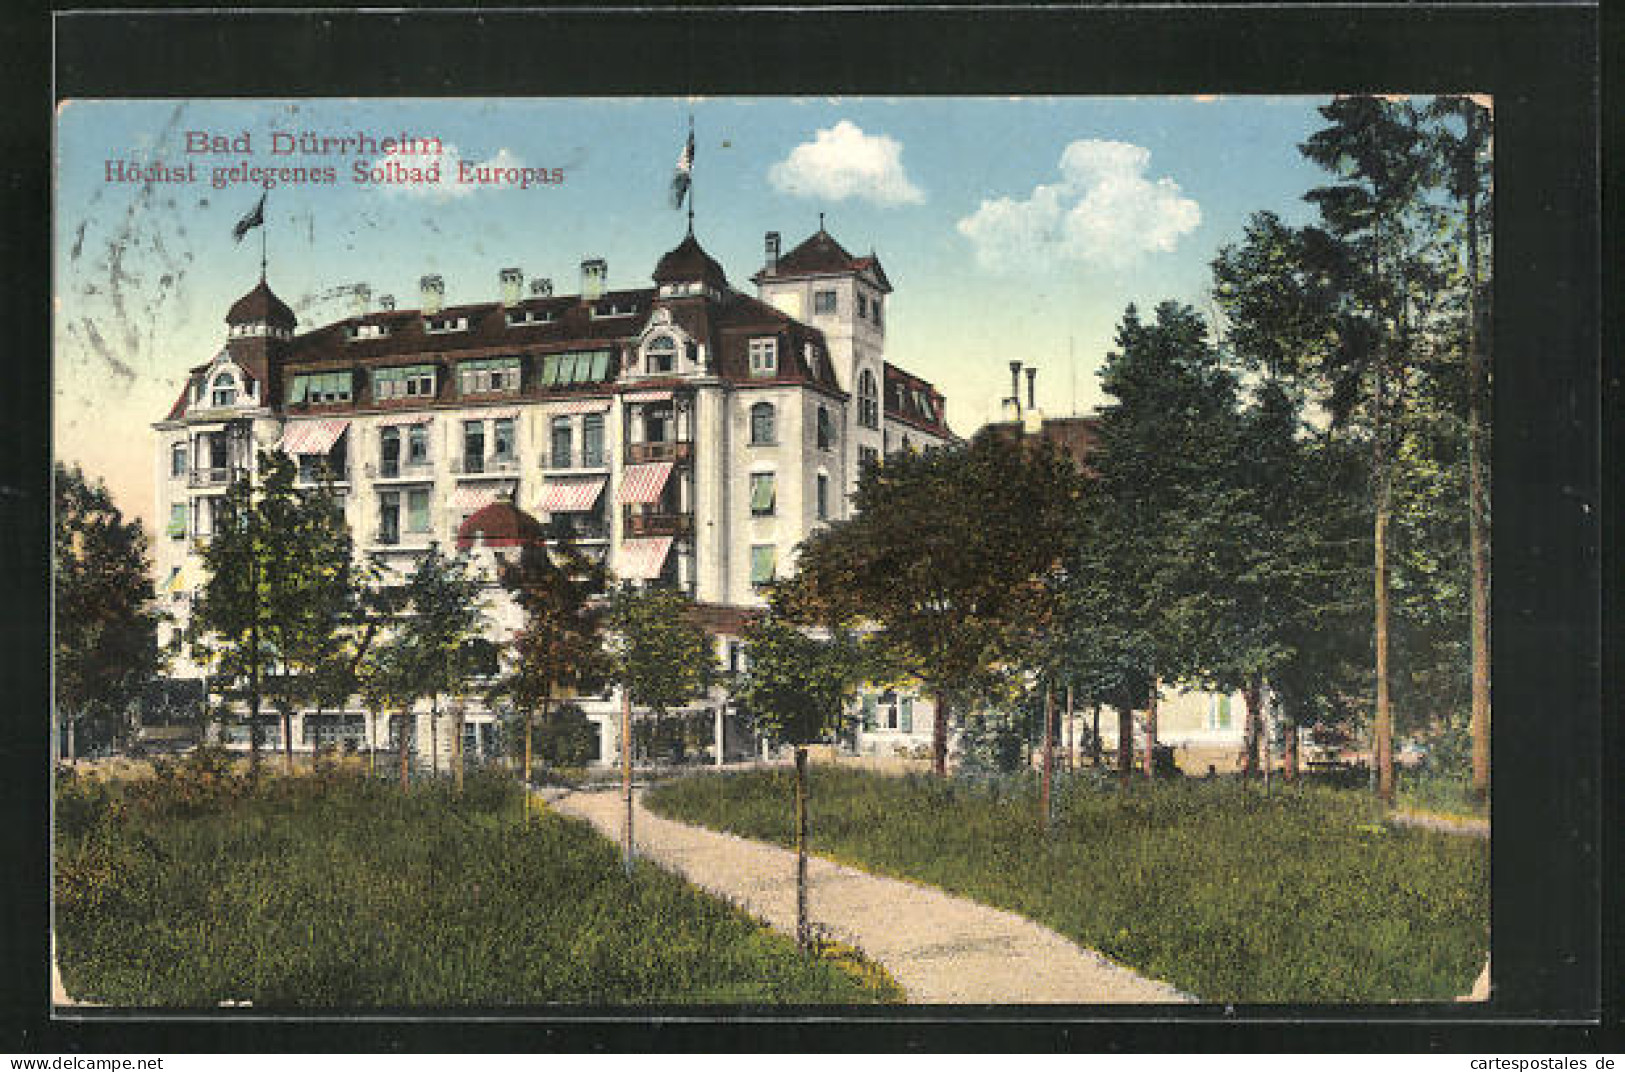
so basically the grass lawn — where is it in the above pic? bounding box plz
[54,764,900,1006]
[645,766,1489,1003]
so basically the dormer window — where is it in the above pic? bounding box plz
[458,357,521,395]
[645,334,678,375]
[288,371,353,406]
[346,323,391,342]
[210,371,238,408]
[749,338,778,377]
[506,308,556,327]
[374,364,436,401]
[425,315,469,334]
[591,301,636,319]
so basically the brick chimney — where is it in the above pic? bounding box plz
[500,267,523,307]
[581,258,607,301]
[420,274,445,315]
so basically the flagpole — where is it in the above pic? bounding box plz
[686,113,695,237]
[260,191,268,281]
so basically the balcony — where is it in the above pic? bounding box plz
[187,466,237,488]
[296,464,351,487]
[451,454,521,477]
[371,527,434,549]
[541,449,612,473]
[546,516,610,543]
[626,441,693,465]
[366,459,435,482]
[622,508,692,538]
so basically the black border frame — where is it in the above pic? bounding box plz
[6,3,1609,1052]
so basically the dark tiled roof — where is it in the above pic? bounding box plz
[752,229,893,292]
[883,362,950,437]
[226,279,296,328]
[977,416,1101,472]
[455,500,549,550]
[652,234,727,290]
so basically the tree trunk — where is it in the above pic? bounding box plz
[430,694,440,779]
[453,703,465,795]
[1284,715,1300,782]
[1374,478,1395,803]
[522,705,536,823]
[1464,123,1492,802]
[397,710,410,791]
[1091,704,1102,766]
[794,745,810,949]
[1065,687,1075,772]
[367,712,377,776]
[1116,705,1134,788]
[1242,676,1263,779]
[282,706,295,776]
[931,691,949,777]
[621,687,634,876]
[1143,681,1160,777]
[1040,688,1055,835]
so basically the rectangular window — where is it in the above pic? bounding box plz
[750,544,776,587]
[407,488,431,533]
[857,293,868,319]
[379,427,400,477]
[813,290,837,315]
[170,442,187,478]
[816,472,829,521]
[861,694,877,729]
[900,697,914,734]
[407,424,429,464]
[582,414,605,467]
[750,472,776,517]
[458,357,521,395]
[373,365,436,401]
[1216,694,1232,731]
[493,418,516,460]
[872,298,883,328]
[287,371,352,405]
[550,417,573,468]
[859,445,880,472]
[463,421,485,472]
[378,492,400,545]
[748,338,778,377]
[167,503,187,539]
[540,349,614,386]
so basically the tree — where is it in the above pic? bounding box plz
[190,451,355,774]
[608,584,718,871]
[495,536,611,821]
[732,611,870,947]
[53,464,160,758]
[392,547,488,785]
[783,433,1078,776]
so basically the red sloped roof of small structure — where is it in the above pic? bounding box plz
[455,500,549,550]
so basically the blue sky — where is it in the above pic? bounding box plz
[55,96,1334,530]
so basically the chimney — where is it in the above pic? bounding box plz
[765,231,781,272]
[500,267,523,307]
[420,274,445,315]
[581,258,607,301]
[379,294,396,312]
[350,284,372,318]
[530,278,553,298]
[1008,361,1024,419]
[1025,367,1037,410]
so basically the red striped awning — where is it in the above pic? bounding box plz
[280,419,350,455]
[375,413,433,428]
[549,397,613,415]
[617,536,674,581]
[622,389,673,403]
[536,476,606,514]
[616,462,673,505]
[450,486,501,511]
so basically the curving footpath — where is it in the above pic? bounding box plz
[547,787,1191,1005]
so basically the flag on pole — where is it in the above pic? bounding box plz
[232,193,266,243]
[669,128,694,210]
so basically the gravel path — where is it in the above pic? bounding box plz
[1390,810,1490,839]
[548,787,1191,1005]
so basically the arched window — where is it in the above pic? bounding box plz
[857,369,879,429]
[210,371,237,408]
[750,402,776,446]
[645,334,677,374]
[816,406,834,450]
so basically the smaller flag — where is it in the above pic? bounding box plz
[232,193,266,243]
[669,128,694,210]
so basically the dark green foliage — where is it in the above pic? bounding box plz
[54,464,160,755]
[733,614,868,749]
[54,773,899,1006]
[531,703,599,768]
[648,769,1488,1003]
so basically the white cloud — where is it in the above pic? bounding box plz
[363,144,526,201]
[767,120,924,206]
[955,139,1201,272]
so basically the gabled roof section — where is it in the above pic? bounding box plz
[751,228,893,293]
[226,279,296,329]
[712,293,844,395]
[884,362,951,438]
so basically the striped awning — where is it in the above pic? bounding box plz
[617,536,674,581]
[450,486,501,512]
[537,476,606,514]
[548,397,613,415]
[376,413,433,428]
[280,419,350,455]
[622,389,673,404]
[616,462,673,505]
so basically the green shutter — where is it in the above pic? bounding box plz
[1217,694,1232,730]
[286,377,308,404]
[900,697,914,733]
[750,545,776,585]
[408,489,430,532]
[750,473,775,513]
[861,694,877,729]
[589,349,612,381]
[540,354,562,385]
[167,503,187,537]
